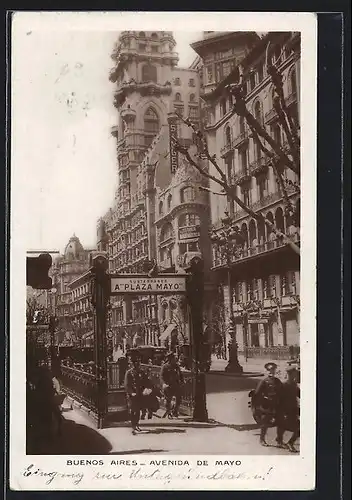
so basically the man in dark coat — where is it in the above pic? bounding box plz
[253,362,283,446]
[124,352,151,434]
[277,365,300,452]
[160,352,184,418]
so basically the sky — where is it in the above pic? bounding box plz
[13,29,201,254]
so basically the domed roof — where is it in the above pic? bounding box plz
[64,234,84,260]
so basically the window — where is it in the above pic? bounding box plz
[175,92,182,101]
[270,275,277,297]
[179,213,200,227]
[220,97,227,116]
[271,124,282,145]
[206,65,213,83]
[144,107,159,133]
[242,187,251,207]
[246,281,253,302]
[289,68,297,95]
[239,116,245,135]
[167,194,172,211]
[151,32,158,40]
[139,44,146,52]
[225,155,233,181]
[159,201,163,215]
[253,279,259,300]
[280,274,288,296]
[223,61,232,77]
[225,125,231,145]
[257,175,268,201]
[160,223,174,242]
[174,77,181,86]
[249,72,256,91]
[282,271,297,295]
[188,106,199,120]
[189,78,195,87]
[239,148,248,172]
[180,186,196,203]
[142,64,157,82]
[139,31,146,38]
[151,45,159,53]
[254,100,263,125]
[189,93,196,102]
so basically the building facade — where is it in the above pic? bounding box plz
[99,31,214,350]
[49,235,94,345]
[191,31,301,358]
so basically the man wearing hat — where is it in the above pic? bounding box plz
[276,365,300,452]
[124,351,152,435]
[160,352,184,418]
[253,362,283,447]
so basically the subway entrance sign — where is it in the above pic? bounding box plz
[110,273,187,295]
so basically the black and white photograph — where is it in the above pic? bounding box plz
[10,12,317,491]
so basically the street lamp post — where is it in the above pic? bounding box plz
[210,211,245,374]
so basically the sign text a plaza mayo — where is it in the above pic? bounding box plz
[110,274,187,295]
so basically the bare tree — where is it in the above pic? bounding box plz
[172,41,300,256]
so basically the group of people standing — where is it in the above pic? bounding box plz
[124,351,184,435]
[252,361,300,452]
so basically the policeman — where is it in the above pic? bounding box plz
[124,351,151,435]
[253,362,283,446]
[160,352,184,418]
[277,365,300,452]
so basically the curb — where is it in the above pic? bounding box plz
[209,370,264,378]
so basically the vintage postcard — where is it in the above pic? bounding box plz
[9,11,317,491]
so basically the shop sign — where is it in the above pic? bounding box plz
[110,274,186,295]
[179,226,200,240]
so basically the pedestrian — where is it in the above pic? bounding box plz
[253,362,283,447]
[124,351,152,435]
[276,365,300,452]
[160,352,184,418]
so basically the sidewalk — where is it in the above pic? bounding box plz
[209,355,289,379]
[30,405,297,456]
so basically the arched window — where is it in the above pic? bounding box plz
[142,64,157,83]
[139,31,146,38]
[225,125,231,145]
[167,194,172,211]
[159,200,163,215]
[180,186,196,203]
[144,108,159,134]
[175,92,182,101]
[151,32,158,40]
[189,93,196,102]
[289,67,297,95]
[174,77,181,86]
[160,223,174,242]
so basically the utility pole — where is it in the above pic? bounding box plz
[186,255,208,422]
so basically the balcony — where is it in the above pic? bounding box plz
[264,108,278,124]
[110,125,119,139]
[233,131,249,149]
[220,140,235,157]
[232,169,252,185]
[120,106,136,123]
[212,235,299,269]
[114,81,172,107]
[249,156,268,177]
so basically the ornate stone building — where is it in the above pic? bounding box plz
[49,235,93,345]
[99,31,213,349]
[191,31,301,358]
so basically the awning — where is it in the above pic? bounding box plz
[160,323,177,342]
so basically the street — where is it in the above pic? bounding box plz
[30,371,299,456]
